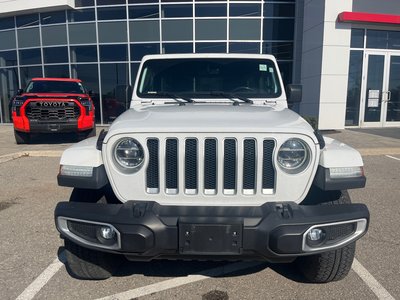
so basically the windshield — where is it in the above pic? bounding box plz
[25,80,86,94]
[137,58,282,99]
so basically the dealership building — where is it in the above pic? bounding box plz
[0,0,399,129]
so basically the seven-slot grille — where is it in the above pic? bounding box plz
[25,101,80,121]
[146,137,275,196]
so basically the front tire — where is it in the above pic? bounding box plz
[14,129,30,144]
[296,190,356,283]
[64,188,122,280]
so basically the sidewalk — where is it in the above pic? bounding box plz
[0,124,399,157]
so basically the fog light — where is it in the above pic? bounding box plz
[308,228,324,241]
[99,226,115,240]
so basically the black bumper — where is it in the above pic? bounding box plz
[55,201,369,262]
[28,119,79,133]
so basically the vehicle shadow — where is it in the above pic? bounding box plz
[27,133,81,145]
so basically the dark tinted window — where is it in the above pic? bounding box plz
[70,45,98,62]
[16,14,39,28]
[162,5,192,18]
[68,9,95,22]
[196,42,226,53]
[19,48,42,65]
[263,19,295,40]
[129,0,158,3]
[388,31,400,50]
[230,3,261,17]
[100,44,128,61]
[195,4,226,17]
[75,0,94,7]
[0,50,17,67]
[41,11,66,25]
[351,29,364,48]
[20,66,43,87]
[162,43,193,54]
[229,42,260,54]
[262,42,293,60]
[130,43,159,61]
[97,0,126,5]
[43,47,69,63]
[44,65,70,78]
[26,80,84,93]
[366,30,387,49]
[263,3,295,17]
[97,7,127,20]
[0,17,15,30]
[345,51,363,126]
[129,6,159,19]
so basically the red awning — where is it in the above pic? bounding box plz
[338,12,400,25]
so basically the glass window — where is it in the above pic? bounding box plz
[196,19,227,41]
[75,0,94,7]
[71,64,101,122]
[130,21,160,42]
[262,42,293,60]
[44,65,70,78]
[0,68,18,123]
[98,22,127,43]
[364,55,384,122]
[229,42,260,54]
[41,11,66,25]
[0,50,17,67]
[69,23,97,44]
[137,58,282,98]
[0,17,15,30]
[130,43,159,61]
[195,42,226,53]
[42,25,67,46]
[350,29,364,48]
[16,14,39,28]
[0,30,16,51]
[366,30,387,49]
[345,51,363,126]
[129,0,158,3]
[129,5,159,19]
[20,66,43,88]
[97,0,126,5]
[277,61,293,85]
[100,44,128,61]
[230,19,260,40]
[161,5,192,18]
[97,7,127,20]
[100,63,130,123]
[162,20,193,41]
[195,4,226,17]
[18,27,40,48]
[43,47,69,64]
[67,9,95,22]
[263,19,295,40]
[263,3,295,17]
[19,48,42,65]
[162,43,193,54]
[230,3,261,17]
[388,31,400,50]
[70,45,98,63]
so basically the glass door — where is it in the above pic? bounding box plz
[361,52,400,127]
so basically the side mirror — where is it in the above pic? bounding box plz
[286,84,302,104]
[17,88,23,95]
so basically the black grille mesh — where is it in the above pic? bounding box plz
[243,139,256,190]
[26,102,80,120]
[165,139,178,189]
[262,140,275,190]
[67,220,98,243]
[204,139,217,190]
[146,139,159,189]
[185,139,198,190]
[324,223,356,241]
[223,139,237,190]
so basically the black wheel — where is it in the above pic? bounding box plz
[296,190,356,283]
[64,188,123,280]
[14,129,30,144]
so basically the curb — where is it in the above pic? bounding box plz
[0,150,63,164]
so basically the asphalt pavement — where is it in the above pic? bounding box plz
[0,125,399,300]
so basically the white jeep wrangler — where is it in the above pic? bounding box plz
[55,54,369,283]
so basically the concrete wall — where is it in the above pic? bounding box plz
[300,0,353,130]
[0,0,75,17]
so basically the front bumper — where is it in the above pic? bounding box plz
[55,201,369,262]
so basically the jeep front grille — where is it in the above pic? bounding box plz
[146,137,276,196]
[26,101,80,121]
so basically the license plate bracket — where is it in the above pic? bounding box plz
[179,223,243,255]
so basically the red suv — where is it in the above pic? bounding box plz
[11,78,96,144]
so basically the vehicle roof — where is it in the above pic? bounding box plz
[141,53,278,62]
[31,78,82,83]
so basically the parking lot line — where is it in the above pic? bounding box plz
[96,261,261,300]
[352,259,395,300]
[15,254,66,300]
[385,155,400,161]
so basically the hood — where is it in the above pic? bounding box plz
[22,93,87,98]
[106,104,316,140]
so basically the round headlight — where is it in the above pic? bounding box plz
[277,139,310,173]
[114,138,144,171]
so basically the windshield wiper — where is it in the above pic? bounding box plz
[151,92,194,105]
[209,91,253,105]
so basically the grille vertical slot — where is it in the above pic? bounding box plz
[262,140,275,194]
[146,139,159,194]
[185,138,198,194]
[223,139,237,195]
[243,139,256,194]
[165,139,178,194]
[204,139,217,195]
